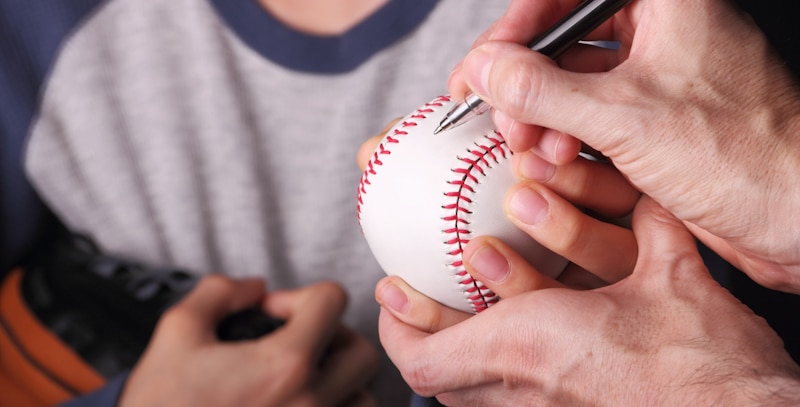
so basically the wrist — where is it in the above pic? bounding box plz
[732,84,800,289]
[733,374,800,406]
[759,112,800,286]
[679,370,800,406]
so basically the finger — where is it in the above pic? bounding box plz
[379,306,510,397]
[377,308,453,397]
[313,328,380,405]
[528,127,582,165]
[630,196,707,284]
[379,117,402,134]
[447,0,587,100]
[358,118,401,171]
[264,281,348,359]
[632,196,699,260]
[494,110,583,164]
[446,10,520,100]
[462,236,565,299]
[357,135,382,171]
[506,182,637,282]
[557,264,609,289]
[492,109,544,153]
[172,275,266,338]
[514,153,640,218]
[449,0,632,105]
[461,41,627,150]
[375,276,471,333]
[446,61,470,102]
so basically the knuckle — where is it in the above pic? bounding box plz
[401,359,437,397]
[571,163,595,195]
[195,274,235,294]
[552,213,589,254]
[158,306,184,325]
[424,309,444,334]
[494,55,545,122]
[311,281,349,309]
[276,352,315,391]
[153,306,193,338]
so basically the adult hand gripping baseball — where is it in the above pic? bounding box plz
[447,0,800,292]
[380,197,800,406]
[119,275,379,407]
[357,120,640,330]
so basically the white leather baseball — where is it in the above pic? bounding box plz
[358,95,568,314]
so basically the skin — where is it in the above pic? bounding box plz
[357,119,640,334]
[120,276,380,407]
[258,0,388,35]
[372,0,800,404]
[380,198,800,406]
[117,2,388,406]
[450,0,800,292]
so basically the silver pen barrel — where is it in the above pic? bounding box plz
[433,93,487,134]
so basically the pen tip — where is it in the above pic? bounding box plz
[433,126,443,135]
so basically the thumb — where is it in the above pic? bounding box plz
[462,41,626,151]
[629,196,708,284]
[357,118,401,171]
[176,275,267,336]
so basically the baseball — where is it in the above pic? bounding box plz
[357,95,568,314]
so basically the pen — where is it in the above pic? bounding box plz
[434,0,632,134]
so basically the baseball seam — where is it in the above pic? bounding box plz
[357,95,450,220]
[357,95,512,313]
[445,132,510,313]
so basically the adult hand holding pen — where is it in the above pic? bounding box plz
[374,1,800,404]
[435,0,632,134]
[448,0,800,291]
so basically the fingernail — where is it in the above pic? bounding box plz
[447,61,462,84]
[464,48,492,97]
[518,152,555,181]
[509,187,549,225]
[470,245,509,282]
[492,110,513,134]
[378,282,409,314]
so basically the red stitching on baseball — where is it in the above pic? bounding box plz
[356,95,450,221]
[443,132,512,313]
[355,95,511,314]
[448,180,475,193]
[451,168,479,184]
[442,214,470,224]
